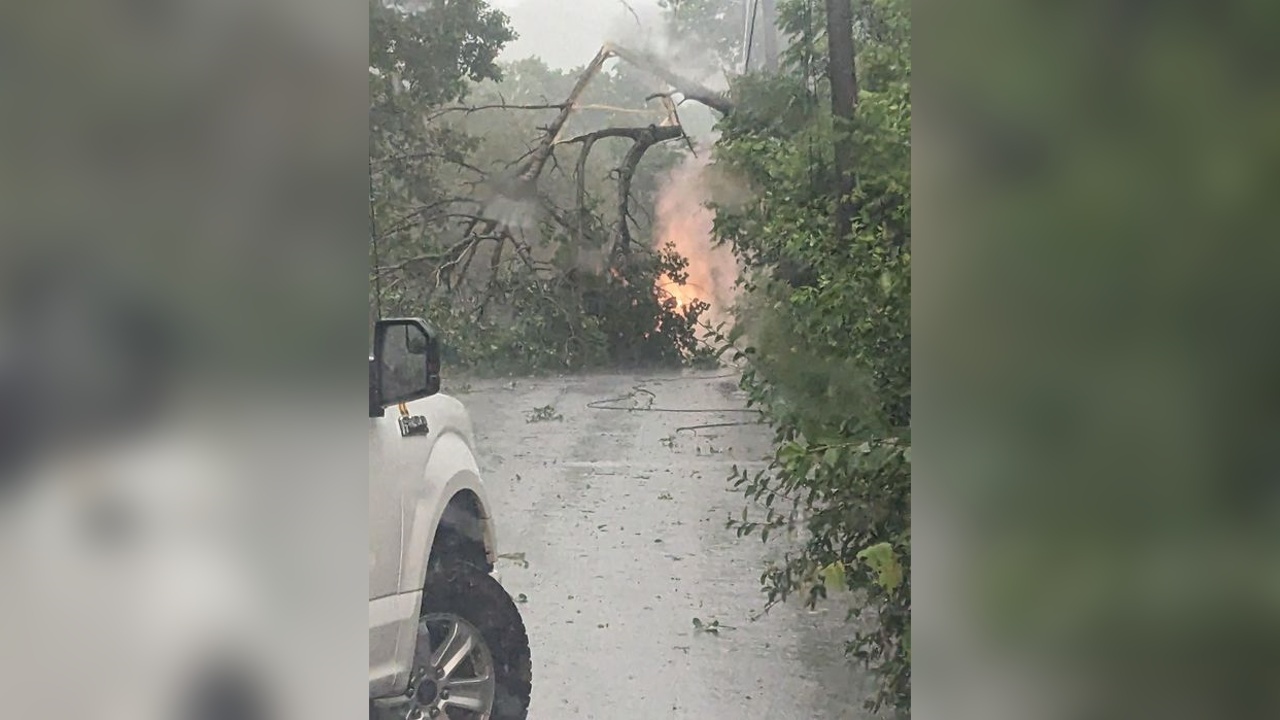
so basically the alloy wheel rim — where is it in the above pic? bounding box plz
[406,613,496,720]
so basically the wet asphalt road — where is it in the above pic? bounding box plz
[459,369,874,719]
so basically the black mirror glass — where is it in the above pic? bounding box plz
[377,322,430,404]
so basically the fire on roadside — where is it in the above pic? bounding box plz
[650,152,741,330]
[657,273,699,312]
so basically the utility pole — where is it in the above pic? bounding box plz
[760,0,779,71]
[824,0,857,241]
[743,0,781,74]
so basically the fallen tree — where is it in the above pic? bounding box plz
[371,8,727,371]
[379,41,734,299]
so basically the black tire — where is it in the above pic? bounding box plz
[422,563,532,720]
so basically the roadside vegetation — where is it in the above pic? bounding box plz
[704,0,910,713]
[371,0,910,713]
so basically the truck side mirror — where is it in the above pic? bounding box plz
[370,318,440,417]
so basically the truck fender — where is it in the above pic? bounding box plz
[397,431,496,594]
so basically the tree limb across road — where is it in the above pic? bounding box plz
[438,42,729,268]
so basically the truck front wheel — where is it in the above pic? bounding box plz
[410,563,532,720]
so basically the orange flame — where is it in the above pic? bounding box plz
[658,273,698,312]
[652,153,738,329]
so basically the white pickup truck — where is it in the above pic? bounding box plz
[368,318,531,720]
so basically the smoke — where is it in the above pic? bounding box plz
[653,150,741,329]
[602,5,728,91]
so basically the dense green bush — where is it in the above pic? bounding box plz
[707,0,911,713]
[391,243,712,374]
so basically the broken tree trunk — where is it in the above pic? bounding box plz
[608,44,735,116]
[516,46,617,186]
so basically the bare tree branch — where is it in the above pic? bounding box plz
[563,126,661,245]
[613,124,684,259]
[547,146,566,178]
[560,126,667,144]
[455,235,485,286]
[645,92,698,155]
[376,236,486,275]
[571,133,600,244]
[376,198,483,239]
[479,43,730,234]
[472,238,507,322]
[371,150,489,177]
[502,143,540,171]
[538,193,594,236]
[374,41,738,311]
[628,187,655,227]
[617,0,642,27]
[608,43,735,115]
[427,102,569,121]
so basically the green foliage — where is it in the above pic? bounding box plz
[369,0,514,218]
[707,0,911,713]
[396,243,711,374]
[857,541,904,593]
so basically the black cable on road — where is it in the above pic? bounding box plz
[586,388,762,414]
[633,371,742,384]
[675,421,764,433]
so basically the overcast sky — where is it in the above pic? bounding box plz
[489,0,667,69]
